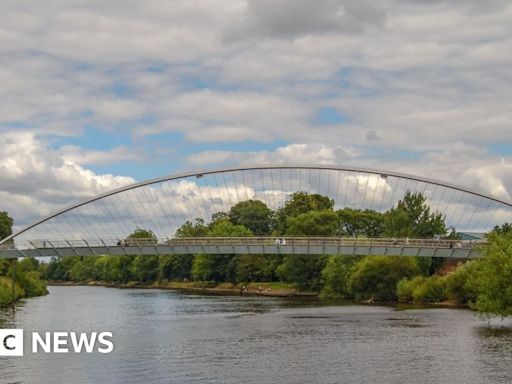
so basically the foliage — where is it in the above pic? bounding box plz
[274,192,334,234]
[0,276,25,306]
[337,208,384,237]
[175,218,208,237]
[491,222,512,235]
[320,255,358,299]
[466,232,512,319]
[276,254,328,291]
[191,254,235,282]
[207,218,252,237]
[396,275,446,303]
[229,200,273,236]
[0,211,13,241]
[233,254,276,282]
[285,210,340,236]
[131,255,159,283]
[384,191,446,238]
[127,228,157,239]
[351,256,420,301]
[396,276,424,303]
[160,254,193,281]
[444,261,477,303]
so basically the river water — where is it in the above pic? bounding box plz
[1,286,512,384]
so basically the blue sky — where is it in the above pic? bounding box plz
[0,0,511,227]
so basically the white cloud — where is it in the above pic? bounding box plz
[59,145,144,165]
[0,132,135,230]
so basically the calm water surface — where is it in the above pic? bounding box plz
[1,286,512,384]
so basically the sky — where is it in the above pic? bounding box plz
[1,0,511,229]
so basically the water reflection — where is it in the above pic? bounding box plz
[0,286,511,384]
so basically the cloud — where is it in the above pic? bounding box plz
[1,0,512,234]
[0,132,135,230]
[225,0,386,40]
[59,145,144,166]
[186,143,358,166]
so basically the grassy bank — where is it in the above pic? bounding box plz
[48,280,311,297]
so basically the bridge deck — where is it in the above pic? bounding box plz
[0,237,483,259]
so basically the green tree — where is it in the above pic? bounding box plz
[229,200,273,236]
[276,254,328,291]
[285,210,339,236]
[234,254,276,282]
[351,256,420,301]
[384,191,446,238]
[320,255,358,299]
[0,211,13,240]
[175,218,208,237]
[69,257,96,281]
[466,232,512,319]
[131,255,159,282]
[274,192,334,234]
[444,261,477,303]
[160,254,193,281]
[492,222,512,235]
[191,254,234,282]
[207,218,253,237]
[126,228,157,243]
[337,208,385,237]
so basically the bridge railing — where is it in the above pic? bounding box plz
[1,236,484,252]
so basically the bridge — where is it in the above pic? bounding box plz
[1,164,511,259]
[0,237,482,259]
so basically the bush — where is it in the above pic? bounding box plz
[320,255,358,299]
[396,276,424,303]
[444,261,477,303]
[351,256,420,301]
[0,277,25,306]
[412,275,446,303]
[397,275,447,303]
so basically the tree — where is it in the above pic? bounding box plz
[131,255,159,282]
[351,256,420,301]
[126,228,157,241]
[276,254,328,291]
[466,232,512,319]
[384,191,446,238]
[285,210,340,236]
[160,254,193,281]
[274,192,334,234]
[320,255,359,299]
[492,222,512,235]
[207,218,252,237]
[234,254,276,282]
[0,211,13,241]
[229,200,273,236]
[191,254,234,282]
[175,218,208,237]
[337,208,385,237]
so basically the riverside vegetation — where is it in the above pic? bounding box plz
[27,191,512,319]
[0,211,48,306]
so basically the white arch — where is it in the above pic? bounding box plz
[1,164,511,245]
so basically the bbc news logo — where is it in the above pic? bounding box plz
[0,330,113,356]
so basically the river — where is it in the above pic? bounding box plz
[1,286,511,384]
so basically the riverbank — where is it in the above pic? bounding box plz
[48,280,316,298]
[47,280,467,309]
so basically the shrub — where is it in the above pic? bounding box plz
[412,275,446,303]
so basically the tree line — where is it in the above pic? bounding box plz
[40,191,452,295]
[3,192,512,319]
